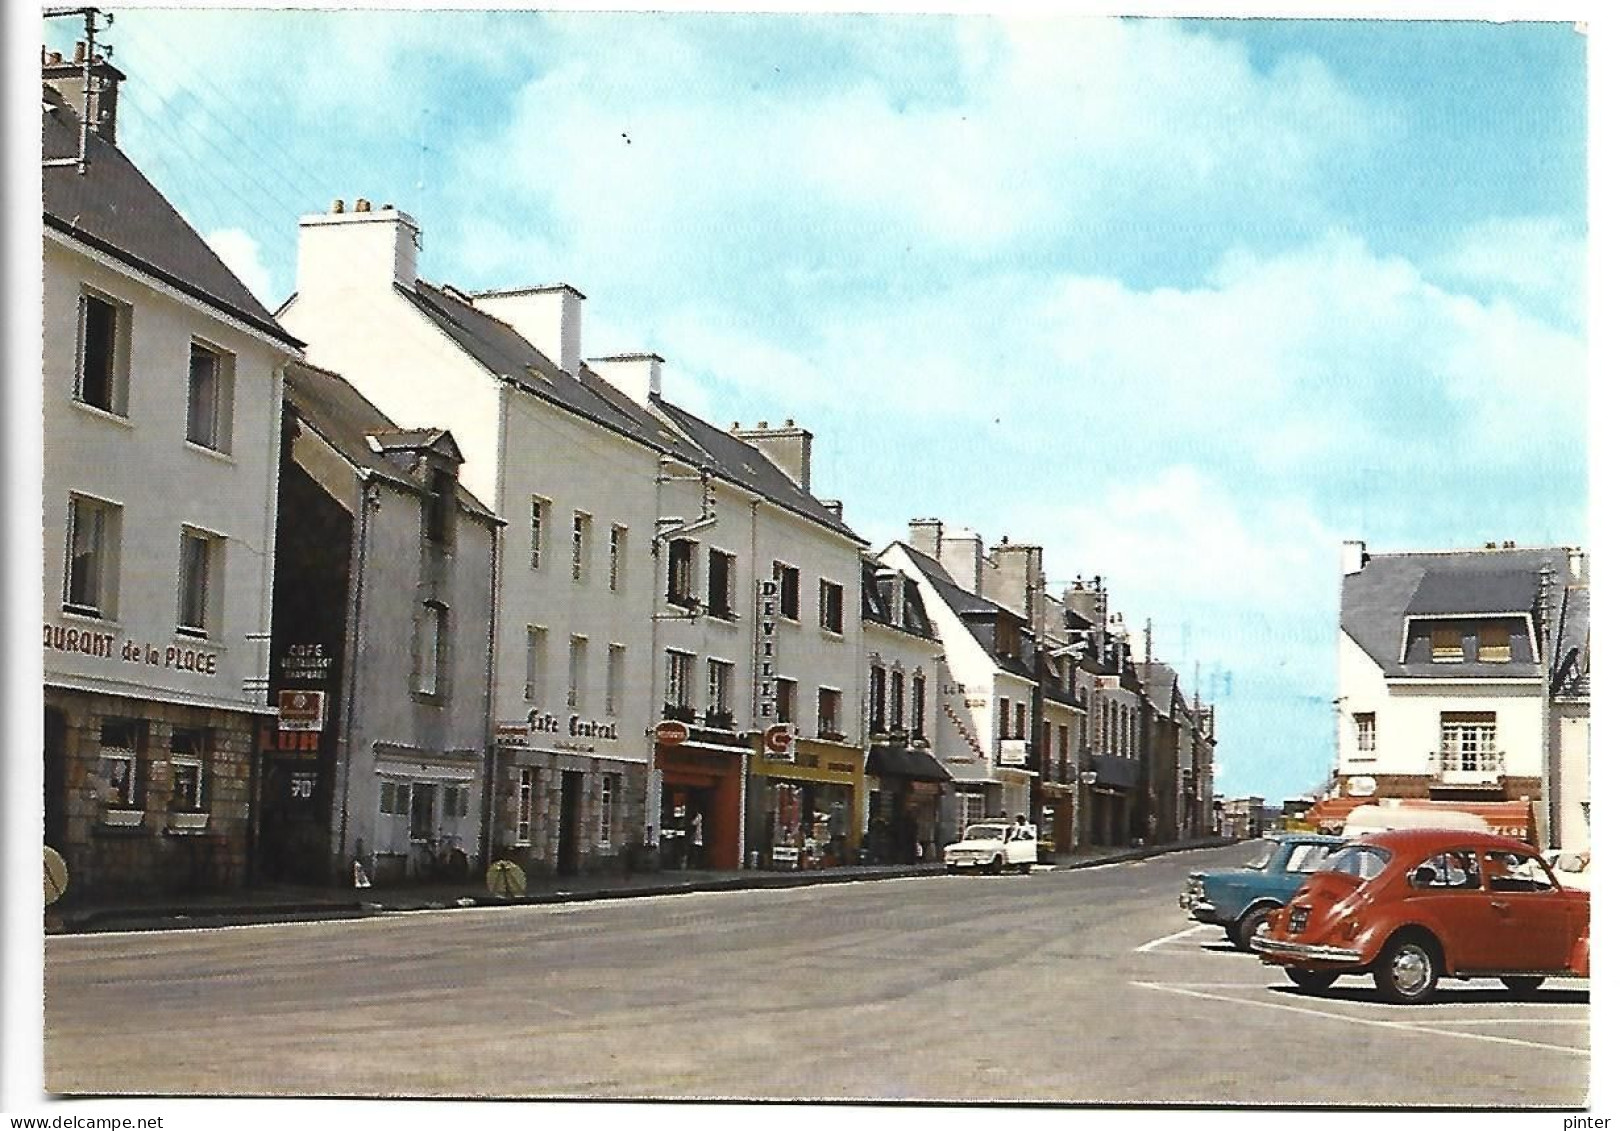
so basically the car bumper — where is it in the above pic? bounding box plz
[1178,895,1220,922]
[1252,936,1364,965]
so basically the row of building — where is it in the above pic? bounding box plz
[41,47,1217,899]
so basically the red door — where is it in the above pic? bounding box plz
[1482,851,1573,971]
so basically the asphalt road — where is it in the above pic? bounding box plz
[43,843,1589,1104]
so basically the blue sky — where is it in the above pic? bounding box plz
[36,7,1589,803]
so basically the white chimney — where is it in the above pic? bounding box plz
[734,420,813,490]
[471,285,585,377]
[589,353,663,405]
[909,518,944,560]
[940,529,985,595]
[1341,539,1368,576]
[296,201,420,296]
[1568,548,1586,582]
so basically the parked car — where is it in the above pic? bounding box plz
[1179,833,1344,951]
[1546,847,1592,891]
[944,821,1038,874]
[1254,828,1591,1004]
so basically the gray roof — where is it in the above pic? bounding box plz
[1139,661,1180,716]
[1341,547,1574,679]
[42,87,300,349]
[893,542,1039,680]
[283,361,497,522]
[861,556,938,640]
[1552,585,1590,699]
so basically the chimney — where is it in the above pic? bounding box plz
[470,285,584,377]
[1341,539,1368,576]
[908,518,944,560]
[590,353,662,404]
[1568,548,1586,582]
[940,529,985,595]
[735,420,813,490]
[42,42,124,144]
[296,199,421,295]
[986,540,1044,621]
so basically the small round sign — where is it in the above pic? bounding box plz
[654,720,689,746]
[763,723,795,755]
[486,859,527,899]
[45,846,69,906]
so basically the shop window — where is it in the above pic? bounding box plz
[168,728,208,811]
[185,340,234,453]
[75,289,129,415]
[599,774,619,846]
[98,718,142,809]
[516,768,535,845]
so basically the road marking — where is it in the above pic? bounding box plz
[1131,981,1589,1055]
[1135,924,1218,952]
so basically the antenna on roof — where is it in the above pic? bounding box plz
[42,7,112,176]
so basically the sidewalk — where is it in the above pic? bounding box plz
[48,837,1236,935]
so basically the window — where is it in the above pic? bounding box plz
[666,650,694,709]
[911,674,926,737]
[598,774,619,846]
[960,793,986,836]
[1014,701,1028,741]
[524,626,547,702]
[706,659,734,724]
[571,511,592,582]
[1354,712,1376,755]
[64,494,121,618]
[994,617,1020,658]
[1058,724,1070,769]
[413,602,447,696]
[667,539,696,605]
[609,525,627,592]
[444,784,470,820]
[999,697,1011,739]
[1431,624,1463,662]
[776,563,801,621]
[98,719,141,808]
[1484,850,1556,894]
[817,687,842,739]
[1412,849,1481,890]
[169,729,207,811]
[1439,712,1498,774]
[776,677,797,724]
[870,665,887,730]
[707,548,736,618]
[428,468,455,547]
[516,768,535,845]
[185,341,233,452]
[606,644,625,716]
[75,290,128,414]
[568,635,588,708]
[1479,622,1512,663]
[409,782,437,841]
[1284,843,1338,875]
[890,671,904,733]
[529,496,551,569]
[177,528,221,637]
[818,579,844,634]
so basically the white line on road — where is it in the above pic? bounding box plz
[1131,981,1589,1055]
[1134,924,1218,952]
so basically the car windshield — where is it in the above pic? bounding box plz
[1323,844,1391,882]
[1243,841,1279,870]
[961,825,1007,842]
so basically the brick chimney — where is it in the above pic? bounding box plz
[296,198,421,295]
[473,285,585,377]
[908,518,944,560]
[735,420,812,490]
[589,353,662,404]
[42,42,124,143]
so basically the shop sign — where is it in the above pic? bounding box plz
[259,722,320,756]
[43,622,220,675]
[505,710,620,742]
[1095,675,1121,691]
[655,720,690,746]
[277,689,326,732]
[278,642,334,683]
[999,739,1029,767]
[495,723,528,747]
[754,579,779,722]
[762,722,796,763]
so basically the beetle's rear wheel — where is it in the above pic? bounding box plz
[1502,976,1545,1000]
[1374,935,1441,1004]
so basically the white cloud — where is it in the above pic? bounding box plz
[1430,215,1586,329]
[204,227,274,306]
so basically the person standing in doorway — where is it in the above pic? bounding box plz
[689,811,705,870]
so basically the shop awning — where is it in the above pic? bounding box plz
[865,745,953,782]
[1303,797,1536,842]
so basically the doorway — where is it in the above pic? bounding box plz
[44,707,68,849]
[557,771,583,876]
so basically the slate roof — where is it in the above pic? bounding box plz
[892,542,1038,681]
[42,86,301,349]
[283,361,497,522]
[1551,584,1591,699]
[1138,661,1180,717]
[395,281,860,543]
[860,557,938,641]
[1341,547,1573,679]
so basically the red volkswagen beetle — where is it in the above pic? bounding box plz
[1253,828,1590,1004]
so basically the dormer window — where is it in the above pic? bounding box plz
[993,616,1020,657]
[1479,622,1511,663]
[1431,625,1463,662]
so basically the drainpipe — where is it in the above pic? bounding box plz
[479,513,502,870]
[335,475,378,880]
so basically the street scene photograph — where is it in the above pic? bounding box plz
[7,0,1600,1121]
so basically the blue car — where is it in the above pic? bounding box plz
[1179,833,1345,951]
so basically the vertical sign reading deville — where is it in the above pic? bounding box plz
[755,578,778,723]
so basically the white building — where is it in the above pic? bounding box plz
[264,362,500,884]
[42,57,302,894]
[1331,541,1590,848]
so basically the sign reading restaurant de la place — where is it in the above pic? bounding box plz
[43,620,222,675]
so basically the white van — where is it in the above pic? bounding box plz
[1341,802,1490,839]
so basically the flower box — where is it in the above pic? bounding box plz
[168,811,210,832]
[102,808,145,828]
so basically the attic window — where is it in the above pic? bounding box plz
[1431,625,1463,662]
[1479,622,1511,663]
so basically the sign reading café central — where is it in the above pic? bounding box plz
[43,621,220,676]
